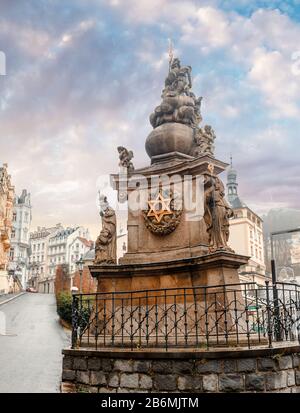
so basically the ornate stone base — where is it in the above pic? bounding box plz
[90,251,249,293]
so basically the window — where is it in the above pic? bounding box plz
[33,245,36,252]
[251,246,253,256]
[13,213,17,222]
[11,228,16,238]
[10,248,14,260]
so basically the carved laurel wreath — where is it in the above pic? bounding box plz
[142,190,183,236]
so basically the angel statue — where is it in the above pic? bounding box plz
[117,146,134,172]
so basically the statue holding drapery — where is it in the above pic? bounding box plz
[204,164,234,253]
[94,195,117,264]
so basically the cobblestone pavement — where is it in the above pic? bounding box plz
[0,293,70,393]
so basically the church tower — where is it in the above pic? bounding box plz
[227,157,246,209]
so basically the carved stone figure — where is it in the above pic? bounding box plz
[117,146,134,172]
[150,58,203,129]
[163,58,192,97]
[95,196,117,264]
[204,165,234,252]
[191,125,216,157]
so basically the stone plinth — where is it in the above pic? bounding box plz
[88,252,250,348]
[112,154,229,265]
[90,251,248,293]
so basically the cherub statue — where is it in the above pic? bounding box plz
[117,146,134,172]
[192,125,216,157]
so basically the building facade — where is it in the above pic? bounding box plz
[0,164,15,294]
[9,189,32,288]
[227,162,267,285]
[43,226,91,293]
[28,223,63,291]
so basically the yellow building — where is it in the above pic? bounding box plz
[226,162,267,285]
[0,164,15,294]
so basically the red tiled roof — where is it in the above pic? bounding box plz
[77,237,93,248]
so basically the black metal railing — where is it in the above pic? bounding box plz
[71,281,300,351]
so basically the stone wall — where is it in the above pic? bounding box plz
[61,346,300,393]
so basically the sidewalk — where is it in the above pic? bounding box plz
[0,292,25,306]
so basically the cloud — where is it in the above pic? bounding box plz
[0,0,299,238]
[248,48,300,118]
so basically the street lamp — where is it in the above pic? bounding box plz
[76,257,84,294]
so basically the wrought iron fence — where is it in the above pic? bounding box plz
[71,281,300,351]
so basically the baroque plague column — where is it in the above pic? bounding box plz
[90,56,249,344]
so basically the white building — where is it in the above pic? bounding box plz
[68,236,94,274]
[9,190,32,288]
[28,223,63,291]
[46,226,91,293]
[226,162,267,285]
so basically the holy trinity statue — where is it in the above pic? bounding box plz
[94,195,117,264]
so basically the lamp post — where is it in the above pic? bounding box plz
[76,257,84,294]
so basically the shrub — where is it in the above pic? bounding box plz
[56,291,72,325]
[56,291,92,332]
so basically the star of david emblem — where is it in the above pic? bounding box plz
[147,192,173,223]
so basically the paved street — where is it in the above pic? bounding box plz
[0,293,70,393]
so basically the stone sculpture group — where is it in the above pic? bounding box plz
[94,56,234,264]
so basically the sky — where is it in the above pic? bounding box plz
[0,0,300,239]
